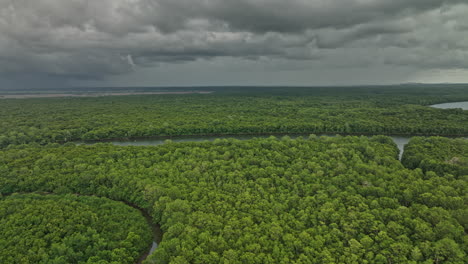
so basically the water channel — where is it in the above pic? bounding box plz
[108,134,410,159]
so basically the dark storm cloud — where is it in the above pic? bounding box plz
[315,22,412,49]
[0,0,467,81]
[151,0,463,33]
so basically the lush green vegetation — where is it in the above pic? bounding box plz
[1,136,466,263]
[0,194,152,264]
[402,137,468,177]
[1,86,467,263]
[1,86,467,147]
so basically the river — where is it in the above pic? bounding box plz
[103,134,409,160]
[134,206,162,264]
[90,101,468,156]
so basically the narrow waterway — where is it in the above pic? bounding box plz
[106,134,468,161]
[132,205,162,264]
[105,134,410,160]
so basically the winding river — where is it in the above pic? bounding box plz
[108,134,411,159]
[132,205,162,264]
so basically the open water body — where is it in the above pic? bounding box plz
[430,101,468,110]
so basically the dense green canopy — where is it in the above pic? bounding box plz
[402,137,468,177]
[1,136,466,263]
[1,86,467,147]
[1,87,467,263]
[0,194,152,264]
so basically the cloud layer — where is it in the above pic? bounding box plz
[1,0,468,81]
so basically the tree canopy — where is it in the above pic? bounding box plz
[0,194,152,264]
[1,86,467,147]
[402,137,468,177]
[1,136,466,263]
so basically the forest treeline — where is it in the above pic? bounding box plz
[402,137,468,177]
[1,136,466,263]
[0,194,152,264]
[1,86,467,147]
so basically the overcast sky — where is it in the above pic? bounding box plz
[1,0,468,88]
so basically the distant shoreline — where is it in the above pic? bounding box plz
[0,91,213,99]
